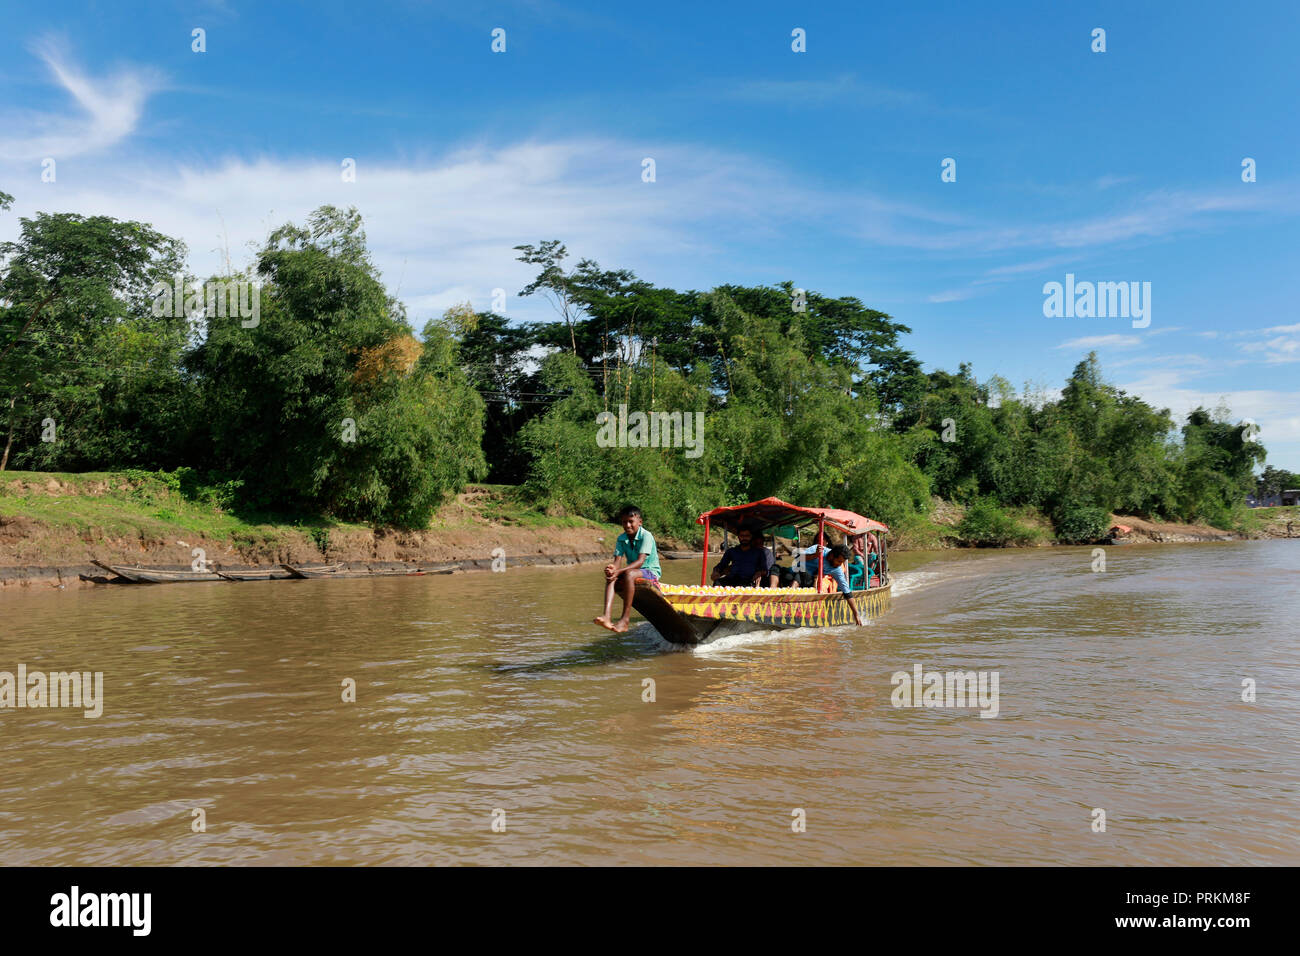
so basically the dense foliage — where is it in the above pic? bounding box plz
[1255,466,1299,499]
[955,499,1043,547]
[2,203,485,528]
[0,200,1274,539]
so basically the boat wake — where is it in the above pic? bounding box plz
[638,618,866,655]
[889,569,941,598]
[691,627,804,654]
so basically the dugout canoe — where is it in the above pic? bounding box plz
[91,560,223,584]
[280,563,347,579]
[214,567,296,581]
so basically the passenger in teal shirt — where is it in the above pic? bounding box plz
[595,505,660,632]
[616,525,661,579]
[801,543,864,626]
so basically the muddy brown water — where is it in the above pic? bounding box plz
[1,540,1296,865]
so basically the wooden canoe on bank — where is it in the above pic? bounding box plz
[91,560,223,584]
[278,563,455,578]
[214,567,296,581]
[90,560,453,582]
[632,579,892,645]
[280,563,346,578]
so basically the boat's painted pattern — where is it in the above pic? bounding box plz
[655,582,891,627]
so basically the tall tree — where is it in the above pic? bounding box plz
[0,212,189,470]
[189,205,485,525]
[514,240,587,356]
[456,308,540,484]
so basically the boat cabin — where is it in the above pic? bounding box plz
[697,497,889,592]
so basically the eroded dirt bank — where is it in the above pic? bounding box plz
[0,479,618,591]
[2,476,1293,593]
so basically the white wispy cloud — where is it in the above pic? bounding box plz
[1108,352,1220,370]
[1095,174,1137,190]
[722,73,927,109]
[1207,322,1300,363]
[928,288,982,303]
[1118,369,1300,445]
[889,185,1298,254]
[0,39,162,161]
[0,138,857,325]
[1056,334,1143,350]
[1241,334,1300,363]
[1044,188,1294,248]
[981,256,1079,278]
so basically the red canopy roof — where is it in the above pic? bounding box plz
[697,497,888,534]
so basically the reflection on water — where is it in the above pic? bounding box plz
[1,542,1297,865]
[489,628,672,675]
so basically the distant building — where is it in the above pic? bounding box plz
[1248,489,1300,508]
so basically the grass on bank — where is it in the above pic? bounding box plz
[0,471,606,545]
[1241,504,1300,535]
[1244,504,1300,521]
[1,469,1258,557]
[0,469,360,549]
[431,483,604,531]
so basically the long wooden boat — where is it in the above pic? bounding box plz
[92,560,223,584]
[90,560,456,585]
[280,563,346,579]
[214,567,296,581]
[631,497,893,645]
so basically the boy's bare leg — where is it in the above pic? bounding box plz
[611,570,636,632]
[594,574,619,630]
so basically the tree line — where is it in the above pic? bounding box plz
[0,198,1269,541]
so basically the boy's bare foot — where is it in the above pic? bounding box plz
[593,615,617,631]
[610,620,630,633]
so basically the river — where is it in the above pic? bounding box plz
[1,540,1296,865]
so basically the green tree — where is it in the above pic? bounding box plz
[456,308,541,483]
[190,206,485,526]
[518,284,930,539]
[1174,406,1265,526]
[1256,465,1298,500]
[0,211,191,471]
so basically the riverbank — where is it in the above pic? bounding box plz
[1,470,1291,591]
[0,473,615,590]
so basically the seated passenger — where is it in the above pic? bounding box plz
[800,542,864,626]
[711,525,777,587]
[774,561,799,588]
[847,550,865,589]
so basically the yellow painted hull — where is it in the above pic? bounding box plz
[633,579,892,644]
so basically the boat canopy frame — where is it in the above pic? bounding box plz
[696,497,889,588]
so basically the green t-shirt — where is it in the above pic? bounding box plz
[615,527,661,577]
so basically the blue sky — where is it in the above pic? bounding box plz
[2,0,1298,467]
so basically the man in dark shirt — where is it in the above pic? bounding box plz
[711,525,777,587]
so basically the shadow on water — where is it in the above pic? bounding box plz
[487,625,675,675]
